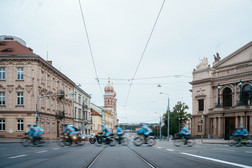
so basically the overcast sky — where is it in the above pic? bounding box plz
[1,0,252,123]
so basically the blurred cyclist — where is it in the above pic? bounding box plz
[115,125,124,144]
[62,124,80,138]
[30,125,44,143]
[101,125,112,144]
[240,126,249,139]
[137,124,153,143]
[178,123,191,144]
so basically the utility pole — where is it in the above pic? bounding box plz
[160,116,162,141]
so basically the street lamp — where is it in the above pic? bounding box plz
[237,80,243,105]
[158,84,170,141]
[216,83,221,107]
[154,112,162,141]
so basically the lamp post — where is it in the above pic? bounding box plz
[237,80,243,105]
[216,83,221,107]
[158,84,170,141]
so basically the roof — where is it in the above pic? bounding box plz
[91,108,102,117]
[0,40,36,56]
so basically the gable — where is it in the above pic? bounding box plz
[213,41,252,69]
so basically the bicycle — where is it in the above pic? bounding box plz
[133,133,156,146]
[114,133,130,146]
[173,134,195,147]
[57,133,85,147]
[229,135,252,147]
[21,133,49,147]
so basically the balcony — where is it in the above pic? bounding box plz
[56,111,65,119]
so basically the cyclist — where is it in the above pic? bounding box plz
[115,125,124,144]
[137,124,153,143]
[178,123,191,144]
[101,125,112,144]
[240,126,249,139]
[62,124,80,138]
[30,125,44,143]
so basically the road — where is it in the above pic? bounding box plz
[0,140,252,168]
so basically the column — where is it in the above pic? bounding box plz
[235,116,239,128]
[218,117,221,137]
[250,116,252,134]
[240,116,244,127]
[213,118,217,137]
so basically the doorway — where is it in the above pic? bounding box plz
[225,117,235,140]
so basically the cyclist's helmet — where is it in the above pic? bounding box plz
[240,126,244,129]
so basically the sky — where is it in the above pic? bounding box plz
[1,0,252,124]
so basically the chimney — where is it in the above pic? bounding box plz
[47,61,52,65]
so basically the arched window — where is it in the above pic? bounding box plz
[223,88,232,107]
[107,99,110,105]
[242,84,252,105]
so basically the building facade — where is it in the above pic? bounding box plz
[73,85,91,134]
[91,103,105,125]
[0,35,85,139]
[190,41,252,139]
[91,108,102,133]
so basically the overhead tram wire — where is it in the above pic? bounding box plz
[124,0,166,107]
[78,0,103,96]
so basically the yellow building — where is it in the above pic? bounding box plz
[105,110,113,131]
[91,108,102,134]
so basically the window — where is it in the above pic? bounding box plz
[47,123,50,133]
[0,92,5,105]
[52,78,55,88]
[17,92,24,105]
[0,68,5,80]
[0,119,5,131]
[47,74,50,87]
[52,99,54,110]
[198,99,204,111]
[41,71,44,84]
[242,84,252,105]
[47,97,50,109]
[78,108,81,119]
[41,122,44,130]
[52,123,55,133]
[17,68,24,80]
[223,88,232,107]
[75,107,77,118]
[17,119,23,131]
[198,124,202,132]
[41,98,44,108]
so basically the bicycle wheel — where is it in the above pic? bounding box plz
[173,139,182,147]
[121,137,130,146]
[187,139,195,147]
[133,137,143,146]
[147,138,156,146]
[96,137,103,146]
[246,139,252,147]
[229,136,236,146]
[57,137,65,147]
[109,139,116,146]
[21,137,30,147]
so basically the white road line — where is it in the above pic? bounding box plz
[245,151,252,153]
[53,148,60,150]
[9,155,27,159]
[166,149,175,151]
[219,149,234,152]
[36,150,48,153]
[156,147,163,149]
[181,152,252,168]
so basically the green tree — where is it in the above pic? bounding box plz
[162,101,190,138]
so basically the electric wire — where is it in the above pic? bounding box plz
[78,0,103,96]
[124,0,166,107]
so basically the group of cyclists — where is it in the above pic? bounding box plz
[26,121,250,147]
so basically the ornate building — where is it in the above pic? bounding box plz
[190,41,252,139]
[0,35,81,139]
[104,79,117,130]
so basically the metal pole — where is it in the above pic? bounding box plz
[167,97,170,141]
[201,114,203,143]
[160,116,161,141]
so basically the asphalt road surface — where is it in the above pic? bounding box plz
[0,140,252,168]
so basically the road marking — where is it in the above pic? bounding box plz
[219,149,234,152]
[156,147,163,149]
[53,148,60,150]
[166,149,174,151]
[36,150,48,153]
[9,155,27,159]
[181,152,252,168]
[245,151,252,153]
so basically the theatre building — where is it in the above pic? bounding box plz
[190,41,252,139]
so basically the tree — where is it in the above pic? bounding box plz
[162,101,190,138]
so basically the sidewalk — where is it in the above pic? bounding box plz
[156,138,230,144]
[0,138,21,143]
